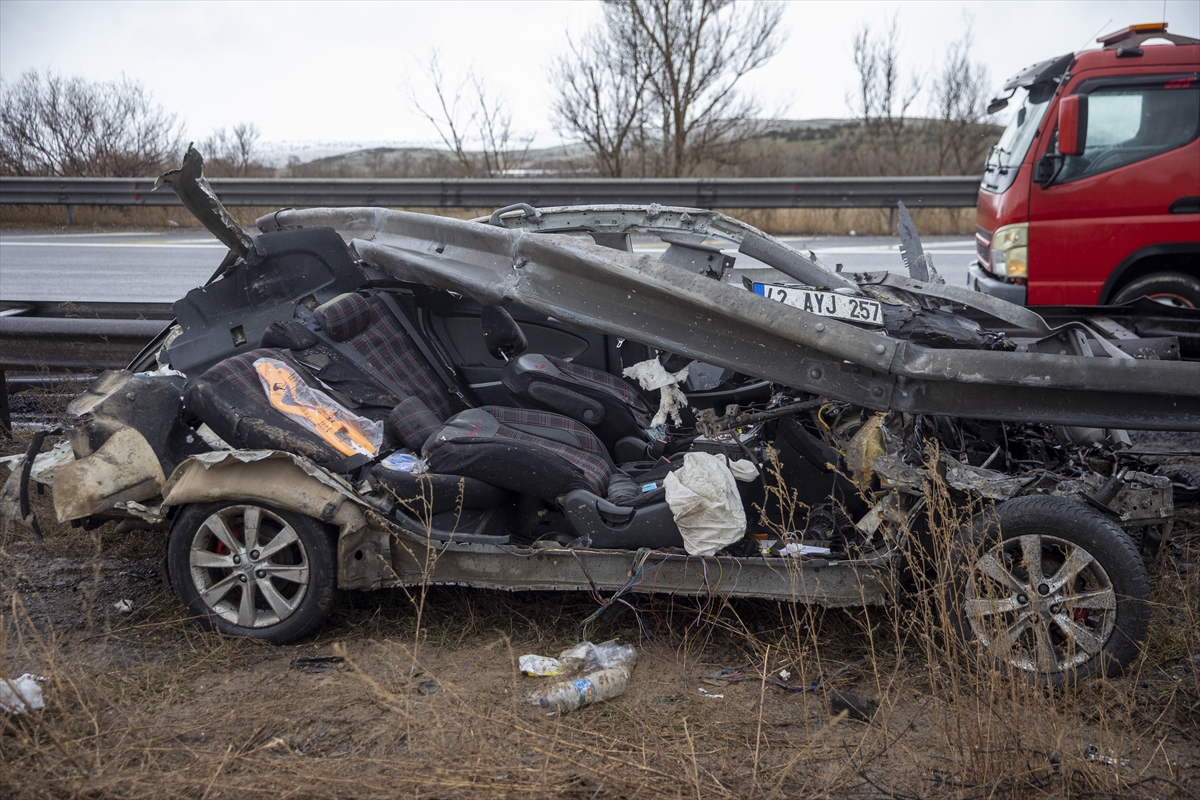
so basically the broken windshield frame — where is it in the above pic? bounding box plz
[982,82,1057,193]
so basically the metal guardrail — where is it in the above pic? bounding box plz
[0,175,982,209]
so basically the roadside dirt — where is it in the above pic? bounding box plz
[2,424,1198,799]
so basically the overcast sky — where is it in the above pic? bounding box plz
[2,0,1198,153]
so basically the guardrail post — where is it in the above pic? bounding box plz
[66,204,75,227]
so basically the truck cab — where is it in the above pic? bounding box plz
[969,23,1200,307]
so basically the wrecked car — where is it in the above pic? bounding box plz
[4,147,1200,684]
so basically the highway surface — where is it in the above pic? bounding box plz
[0,228,975,303]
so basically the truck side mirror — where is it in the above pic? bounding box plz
[1057,95,1087,156]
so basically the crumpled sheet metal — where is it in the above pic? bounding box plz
[258,207,1200,430]
[873,452,1025,500]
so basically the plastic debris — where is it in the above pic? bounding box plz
[253,357,383,457]
[698,687,724,699]
[525,641,638,713]
[1083,744,1130,767]
[664,452,759,556]
[381,451,427,474]
[537,668,630,713]
[622,359,688,427]
[113,599,133,613]
[519,655,564,677]
[779,543,832,558]
[779,669,792,681]
[1,674,46,715]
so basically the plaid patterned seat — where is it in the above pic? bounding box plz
[501,353,653,448]
[314,292,457,421]
[423,406,613,503]
[184,348,364,469]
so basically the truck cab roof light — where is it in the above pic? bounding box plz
[1098,22,1200,49]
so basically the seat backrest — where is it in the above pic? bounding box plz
[312,292,458,422]
[502,353,653,448]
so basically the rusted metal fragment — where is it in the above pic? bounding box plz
[161,450,367,530]
[52,427,166,522]
[154,145,252,258]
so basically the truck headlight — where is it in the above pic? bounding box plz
[990,223,1028,279]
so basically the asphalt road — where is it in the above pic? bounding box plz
[0,228,975,303]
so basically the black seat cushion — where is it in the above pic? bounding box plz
[369,464,511,517]
[502,353,653,447]
[185,349,370,470]
[423,406,612,504]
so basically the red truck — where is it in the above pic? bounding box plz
[969,23,1200,308]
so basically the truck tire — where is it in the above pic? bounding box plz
[1111,272,1200,309]
[167,501,337,644]
[947,495,1149,684]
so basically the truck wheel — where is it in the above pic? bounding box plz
[167,502,336,644]
[947,495,1149,684]
[1111,272,1200,309]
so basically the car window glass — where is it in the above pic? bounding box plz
[1057,80,1199,182]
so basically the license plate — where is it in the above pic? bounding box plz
[753,282,884,326]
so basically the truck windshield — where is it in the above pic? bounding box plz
[982,82,1056,193]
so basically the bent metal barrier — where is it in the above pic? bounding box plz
[0,175,981,210]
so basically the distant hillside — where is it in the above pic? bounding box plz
[269,117,1003,179]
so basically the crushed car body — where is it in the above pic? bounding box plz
[3,147,1199,682]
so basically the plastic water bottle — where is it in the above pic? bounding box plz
[536,667,630,713]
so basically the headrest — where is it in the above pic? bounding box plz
[481,305,528,361]
[314,293,373,341]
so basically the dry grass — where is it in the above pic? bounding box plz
[0,204,977,237]
[1,419,1197,799]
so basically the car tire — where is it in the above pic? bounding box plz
[167,501,336,644]
[947,495,1149,684]
[1111,272,1200,309]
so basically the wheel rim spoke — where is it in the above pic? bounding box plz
[1066,587,1115,611]
[965,595,1023,619]
[200,573,239,605]
[260,563,309,584]
[257,577,298,619]
[1049,545,1095,592]
[204,515,244,555]
[1054,613,1104,656]
[257,526,299,561]
[243,506,262,551]
[191,551,234,569]
[976,552,1025,594]
[1019,535,1045,588]
[237,581,257,627]
[1032,619,1058,669]
[1000,610,1033,650]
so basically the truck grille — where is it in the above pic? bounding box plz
[976,238,990,267]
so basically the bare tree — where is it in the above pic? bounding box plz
[0,70,183,177]
[201,122,265,177]
[551,6,652,177]
[844,13,923,175]
[553,0,785,178]
[929,26,994,175]
[408,52,532,178]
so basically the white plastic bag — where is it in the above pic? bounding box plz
[1,674,45,715]
[622,359,688,427]
[664,452,759,556]
[253,358,383,457]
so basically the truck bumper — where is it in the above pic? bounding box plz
[968,263,1027,306]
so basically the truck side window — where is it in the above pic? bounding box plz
[1057,80,1199,182]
